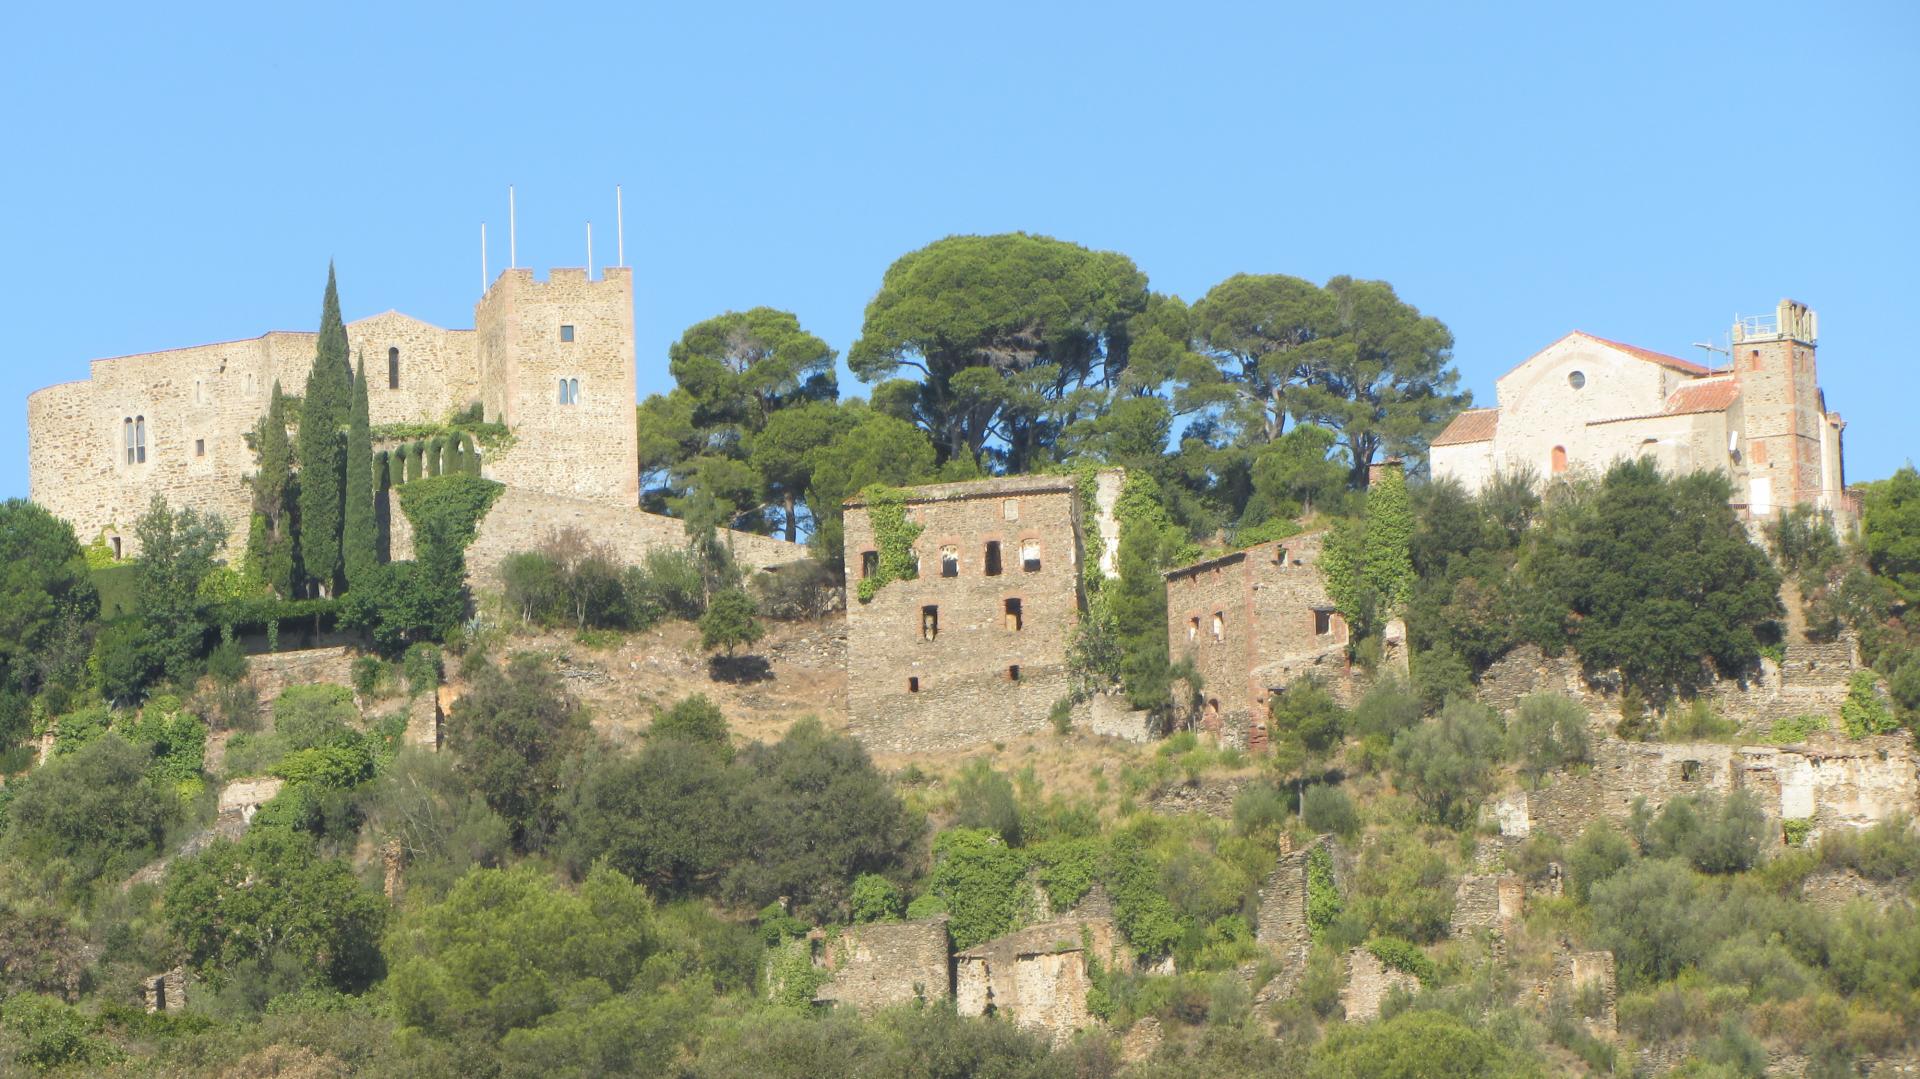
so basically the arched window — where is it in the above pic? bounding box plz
[1211,612,1225,641]
[569,378,580,404]
[388,347,400,389]
[123,417,134,464]
[1550,445,1568,474]
[134,416,147,463]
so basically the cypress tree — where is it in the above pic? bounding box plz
[426,436,444,478]
[459,433,480,475]
[343,357,377,590]
[297,265,352,597]
[250,381,297,598]
[374,451,392,563]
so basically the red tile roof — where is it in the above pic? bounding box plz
[1664,378,1741,415]
[1573,332,1715,376]
[1432,408,1499,446]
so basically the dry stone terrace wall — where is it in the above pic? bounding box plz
[1492,733,1919,843]
[1475,639,1858,736]
[844,475,1112,754]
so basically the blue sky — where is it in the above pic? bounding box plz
[2,1,1914,498]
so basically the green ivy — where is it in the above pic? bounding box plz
[1840,671,1898,738]
[854,484,923,603]
[1782,818,1813,848]
[396,474,504,553]
[766,940,829,1010]
[1306,845,1342,942]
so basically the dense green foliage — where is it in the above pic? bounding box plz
[343,358,377,589]
[296,266,352,597]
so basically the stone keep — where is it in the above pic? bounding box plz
[842,473,1121,754]
[27,267,639,557]
[1430,299,1850,524]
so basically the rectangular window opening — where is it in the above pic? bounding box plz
[1005,597,1023,632]
[1187,616,1199,642]
[860,550,879,579]
[561,324,575,342]
[194,438,205,457]
[908,676,920,694]
[1021,540,1041,573]
[1211,612,1224,641]
[1314,609,1333,636]
[1007,665,1021,682]
[983,541,1002,576]
[940,547,958,578]
[921,605,938,641]
[110,536,122,559]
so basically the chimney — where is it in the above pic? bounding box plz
[1368,456,1404,487]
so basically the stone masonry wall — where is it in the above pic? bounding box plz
[463,487,803,595]
[814,916,952,1015]
[28,267,639,560]
[1164,532,1351,745]
[29,312,477,559]
[844,476,1099,754]
[953,891,1128,1041]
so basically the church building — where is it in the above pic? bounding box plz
[1430,300,1850,523]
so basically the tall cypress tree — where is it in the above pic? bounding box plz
[343,357,377,590]
[248,381,298,598]
[297,265,352,597]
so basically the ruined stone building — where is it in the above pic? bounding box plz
[26,267,796,570]
[1431,299,1851,523]
[1162,531,1351,749]
[842,472,1122,753]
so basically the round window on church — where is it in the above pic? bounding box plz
[1568,370,1586,390]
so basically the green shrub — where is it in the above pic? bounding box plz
[1783,818,1813,848]
[927,828,1028,950]
[1630,790,1767,874]
[351,655,383,696]
[0,993,123,1070]
[1302,784,1359,838]
[850,873,905,923]
[403,642,442,695]
[1365,936,1439,986]
[1762,713,1831,744]
[1507,693,1591,782]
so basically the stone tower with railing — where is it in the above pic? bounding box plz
[1729,300,1848,520]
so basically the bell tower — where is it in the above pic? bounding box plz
[1731,300,1827,518]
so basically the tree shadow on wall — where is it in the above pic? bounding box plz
[708,654,773,684]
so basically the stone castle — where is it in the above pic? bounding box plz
[25,266,794,568]
[1431,299,1851,523]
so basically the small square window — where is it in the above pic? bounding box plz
[194,438,205,457]
[560,325,575,343]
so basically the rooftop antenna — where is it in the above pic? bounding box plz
[615,185,624,267]
[586,221,594,279]
[508,185,517,269]
[1691,340,1729,370]
[479,223,488,293]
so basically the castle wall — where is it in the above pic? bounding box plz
[1430,437,1496,492]
[843,476,1089,754]
[463,487,802,594]
[28,268,639,559]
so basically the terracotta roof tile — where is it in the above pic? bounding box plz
[1664,379,1741,415]
[1573,332,1715,376]
[1432,408,1499,446]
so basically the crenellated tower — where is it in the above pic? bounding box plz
[474,266,638,507]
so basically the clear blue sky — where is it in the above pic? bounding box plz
[3,1,1914,498]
